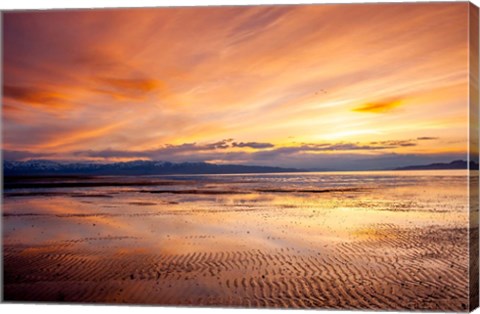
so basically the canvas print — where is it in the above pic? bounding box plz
[2,2,479,312]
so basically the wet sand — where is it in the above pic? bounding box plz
[2,171,473,311]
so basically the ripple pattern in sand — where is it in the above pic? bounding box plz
[3,225,469,311]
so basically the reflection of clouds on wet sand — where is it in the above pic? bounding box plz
[3,170,470,310]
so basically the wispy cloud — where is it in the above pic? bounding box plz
[93,77,164,101]
[417,136,439,140]
[69,138,427,162]
[3,150,54,160]
[232,141,275,149]
[4,85,72,109]
[370,140,417,147]
[353,99,403,113]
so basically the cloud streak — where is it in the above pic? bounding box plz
[232,141,275,149]
[417,137,439,140]
[93,77,164,101]
[3,150,54,161]
[4,85,72,109]
[353,99,403,113]
[68,137,427,162]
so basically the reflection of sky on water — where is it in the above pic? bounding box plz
[3,170,468,256]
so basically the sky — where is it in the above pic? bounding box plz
[2,3,473,170]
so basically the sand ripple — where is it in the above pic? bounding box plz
[4,225,470,311]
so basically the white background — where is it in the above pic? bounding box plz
[1,0,479,314]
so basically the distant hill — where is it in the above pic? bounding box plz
[3,160,302,176]
[393,160,479,171]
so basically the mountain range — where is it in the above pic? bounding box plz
[3,160,300,176]
[393,159,479,171]
[3,159,478,176]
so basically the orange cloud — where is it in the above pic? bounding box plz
[94,77,164,101]
[353,99,403,113]
[40,122,125,150]
[4,85,72,109]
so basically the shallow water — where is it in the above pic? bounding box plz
[2,170,473,310]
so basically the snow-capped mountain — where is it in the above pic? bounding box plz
[3,160,299,176]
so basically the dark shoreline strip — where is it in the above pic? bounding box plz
[255,188,365,193]
[3,181,191,189]
[139,190,248,195]
[4,192,114,198]
[4,187,368,198]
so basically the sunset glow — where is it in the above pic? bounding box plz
[3,3,471,169]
